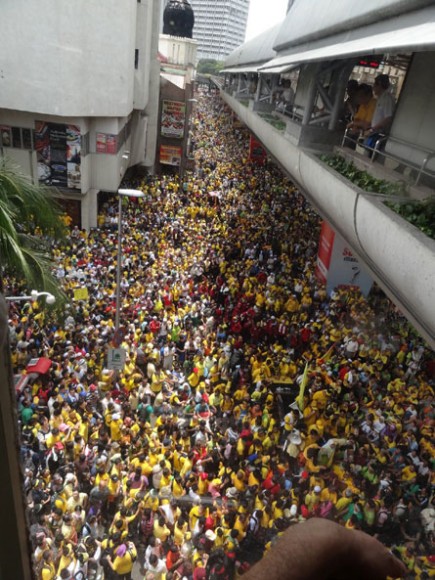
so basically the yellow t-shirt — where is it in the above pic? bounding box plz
[354,97,377,126]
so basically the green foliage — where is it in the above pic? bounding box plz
[0,160,67,300]
[197,59,224,76]
[319,154,406,195]
[320,154,435,240]
[258,113,286,132]
[385,198,435,240]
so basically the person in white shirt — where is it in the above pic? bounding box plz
[370,74,395,134]
[146,554,167,580]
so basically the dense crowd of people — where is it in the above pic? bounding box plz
[8,94,434,579]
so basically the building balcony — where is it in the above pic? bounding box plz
[220,87,435,347]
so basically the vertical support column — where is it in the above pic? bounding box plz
[81,189,98,231]
[255,74,262,102]
[0,295,33,580]
[115,194,123,334]
[302,64,321,125]
[329,63,354,131]
[269,75,278,104]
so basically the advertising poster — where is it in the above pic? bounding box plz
[327,234,373,297]
[161,100,186,138]
[106,134,117,154]
[160,145,182,166]
[96,132,107,153]
[316,221,373,296]
[315,221,335,284]
[96,132,117,154]
[66,125,81,189]
[34,122,81,189]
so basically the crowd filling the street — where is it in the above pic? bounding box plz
[8,95,434,579]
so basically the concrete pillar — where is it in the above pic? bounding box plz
[269,75,278,104]
[329,63,354,131]
[81,189,99,231]
[255,75,262,101]
[0,295,32,580]
[302,64,321,125]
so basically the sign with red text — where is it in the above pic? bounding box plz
[160,145,182,166]
[161,100,186,138]
[316,221,373,296]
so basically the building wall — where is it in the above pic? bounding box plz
[159,35,198,67]
[0,0,138,117]
[0,0,163,227]
[189,0,250,61]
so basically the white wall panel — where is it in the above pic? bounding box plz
[0,0,137,117]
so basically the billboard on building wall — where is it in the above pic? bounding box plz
[160,145,182,166]
[161,100,186,138]
[34,122,81,189]
[316,221,373,296]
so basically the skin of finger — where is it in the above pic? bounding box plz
[335,529,408,580]
[243,519,407,580]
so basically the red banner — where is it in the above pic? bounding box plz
[249,135,267,164]
[315,221,335,283]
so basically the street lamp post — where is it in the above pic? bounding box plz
[5,290,56,304]
[115,189,145,336]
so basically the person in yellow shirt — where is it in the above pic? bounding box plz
[154,515,171,544]
[347,84,377,135]
[174,515,189,547]
[107,541,137,577]
[233,512,248,540]
[189,503,208,531]
[40,550,56,580]
[130,454,153,477]
[172,474,185,498]
[231,470,247,492]
[56,543,76,577]
[109,413,123,442]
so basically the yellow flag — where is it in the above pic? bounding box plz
[316,343,335,365]
[296,362,309,411]
[73,287,89,301]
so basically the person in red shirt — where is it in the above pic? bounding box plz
[166,544,184,574]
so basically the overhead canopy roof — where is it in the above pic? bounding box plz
[273,0,433,52]
[223,24,280,70]
[221,66,262,74]
[258,63,300,74]
[261,5,435,70]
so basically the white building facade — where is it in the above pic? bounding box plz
[0,0,162,230]
[189,0,250,61]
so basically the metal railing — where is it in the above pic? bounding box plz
[341,129,435,186]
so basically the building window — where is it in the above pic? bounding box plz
[11,127,22,148]
[22,128,33,150]
[135,49,139,69]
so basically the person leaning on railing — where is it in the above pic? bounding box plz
[363,74,396,152]
[344,84,377,149]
